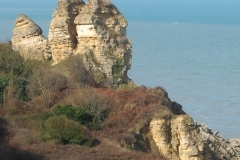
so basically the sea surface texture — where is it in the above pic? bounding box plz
[0,0,240,138]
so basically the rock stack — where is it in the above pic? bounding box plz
[12,0,132,87]
[74,0,132,85]
[12,14,51,60]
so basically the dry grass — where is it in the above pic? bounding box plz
[0,122,166,160]
[5,141,166,160]
[0,85,172,159]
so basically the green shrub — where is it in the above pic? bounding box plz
[0,75,10,103]
[0,43,25,76]
[26,111,52,129]
[52,105,76,120]
[91,70,106,85]
[40,116,92,145]
[74,106,100,130]
[0,43,31,102]
[13,78,28,101]
[118,80,136,90]
[52,105,101,130]
[112,58,124,88]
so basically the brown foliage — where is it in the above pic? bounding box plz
[1,81,22,116]
[98,86,170,135]
[0,117,44,160]
[0,84,171,159]
[22,142,166,160]
[56,55,96,87]
[28,69,67,104]
[0,56,172,159]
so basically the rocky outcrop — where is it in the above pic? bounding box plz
[149,114,212,160]
[11,14,51,60]
[48,0,85,65]
[12,0,132,87]
[11,3,240,159]
[136,108,240,160]
[74,0,132,86]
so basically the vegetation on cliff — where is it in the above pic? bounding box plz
[1,42,240,160]
[0,42,169,160]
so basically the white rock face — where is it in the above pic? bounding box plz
[76,25,98,37]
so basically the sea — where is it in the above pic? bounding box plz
[0,0,240,138]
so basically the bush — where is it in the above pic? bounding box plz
[52,105,76,120]
[26,111,52,129]
[27,69,67,108]
[52,105,101,130]
[91,70,107,86]
[0,75,10,103]
[57,55,96,87]
[13,78,28,101]
[0,43,25,76]
[112,58,124,88]
[40,116,92,145]
[28,70,67,97]
[0,43,31,103]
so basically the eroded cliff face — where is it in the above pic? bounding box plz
[138,107,240,160]
[12,0,132,87]
[48,0,85,65]
[108,87,240,160]
[10,2,240,159]
[11,14,51,60]
[149,114,212,160]
[74,0,132,85]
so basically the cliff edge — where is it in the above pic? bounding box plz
[9,1,240,160]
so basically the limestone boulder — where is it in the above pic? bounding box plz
[12,14,51,60]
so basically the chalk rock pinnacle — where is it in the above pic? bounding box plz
[74,0,132,86]
[11,14,51,60]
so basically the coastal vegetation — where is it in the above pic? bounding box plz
[1,41,240,159]
[0,42,167,160]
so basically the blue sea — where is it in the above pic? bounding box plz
[0,0,240,138]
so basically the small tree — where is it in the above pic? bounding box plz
[40,116,92,145]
